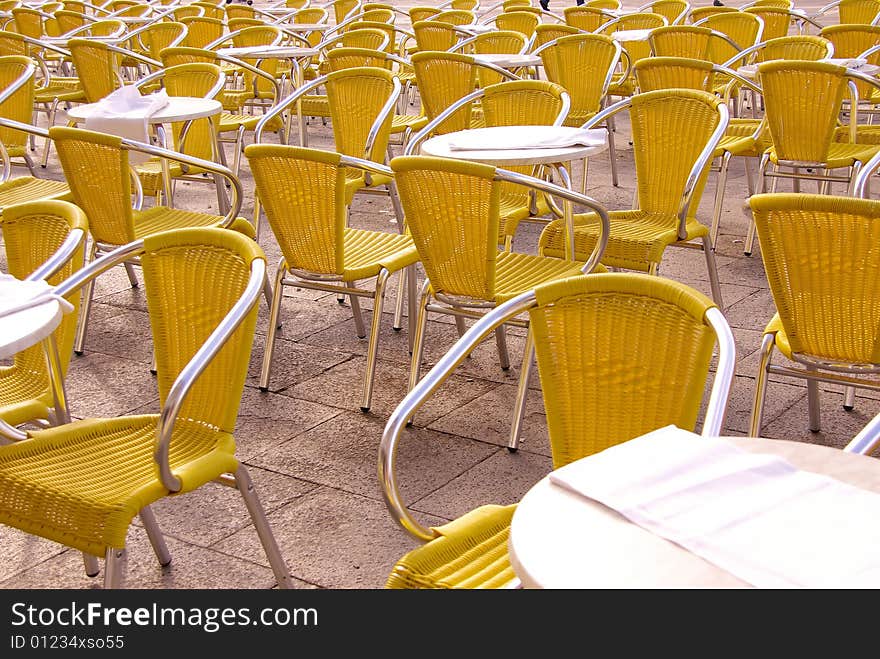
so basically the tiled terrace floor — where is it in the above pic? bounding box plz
[0,0,878,590]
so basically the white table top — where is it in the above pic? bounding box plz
[509,437,880,589]
[420,126,608,167]
[216,45,319,59]
[459,23,497,35]
[737,59,880,79]
[283,23,332,31]
[610,28,654,42]
[67,96,222,124]
[473,53,542,69]
[0,295,63,360]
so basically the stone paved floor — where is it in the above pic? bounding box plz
[0,0,878,590]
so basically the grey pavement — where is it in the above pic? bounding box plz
[0,0,878,590]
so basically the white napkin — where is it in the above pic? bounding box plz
[84,85,170,164]
[549,425,880,588]
[446,126,606,151]
[0,273,73,321]
[822,57,867,69]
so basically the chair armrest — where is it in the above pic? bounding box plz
[155,258,266,491]
[379,290,538,541]
[844,411,880,455]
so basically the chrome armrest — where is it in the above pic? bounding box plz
[703,306,736,437]
[844,411,880,455]
[364,76,401,162]
[677,102,729,238]
[379,290,537,541]
[155,258,266,492]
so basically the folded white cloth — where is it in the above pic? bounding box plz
[821,57,868,69]
[0,273,73,321]
[84,85,170,164]
[446,126,606,151]
[549,425,880,588]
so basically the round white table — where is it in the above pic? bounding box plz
[215,45,320,60]
[421,126,608,261]
[66,96,223,125]
[472,53,542,70]
[509,437,880,589]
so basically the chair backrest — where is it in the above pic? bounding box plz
[749,193,880,367]
[411,51,503,132]
[0,54,32,153]
[537,33,619,124]
[150,62,221,161]
[433,9,476,25]
[470,29,529,84]
[479,78,567,126]
[533,22,580,49]
[649,24,714,59]
[529,273,722,468]
[246,145,347,275]
[409,6,440,23]
[168,5,203,21]
[359,7,394,23]
[819,24,880,99]
[838,0,880,24]
[50,126,134,245]
[225,4,255,21]
[329,25,389,50]
[293,7,328,24]
[324,45,393,70]
[585,0,621,9]
[0,200,86,385]
[628,88,725,219]
[645,0,690,25]
[687,5,737,23]
[325,66,397,163]
[494,9,539,37]
[743,7,793,42]
[564,6,613,32]
[329,0,361,24]
[599,13,667,67]
[180,16,224,48]
[143,227,263,433]
[11,7,45,39]
[697,11,763,65]
[54,9,87,35]
[191,1,224,20]
[343,20,397,53]
[68,38,124,103]
[391,155,506,302]
[758,60,849,163]
[755,35,833,62]
[84,18,126,38]
[138,21,187,60]
[159,46,217,66]
[634,55,716,92]
[227,17,265,32]
[412,19,462,51]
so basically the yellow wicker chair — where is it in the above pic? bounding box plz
[180,16,224,49]
[67,38,162,104]
[411,19,467,52]
[131,62,225,205]
[129,20,188,61]
[379,271,735,588]
[820,25,880,134]
[563,5,616,32]
[743,7,821,42]
[0,227,293,589]
[538,88,728,306]
[453,29,530,85]
[534,32,623,187]
[328,0,362,24]
[433,9,477,26]
[633,56,767,250]
[649,24,718,59]
[405,78,571,250]
[637,0,690,25]
[0,58,71,210]
[0,199,85,431]
[597,12,668,101]
[390,155,609,418]
[409,6,440,24]
[694,11,764,69]
[493,10,539,39]
[748,193,880,437]
[246,145,419,411]
[813,0,880,25]
[49,125,258,355]
[746,60,880,254]
[532,22,581,49]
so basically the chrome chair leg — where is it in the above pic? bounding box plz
[454,315,467,338]
[703,235,724,309]
[83,553,100,578]
[392,267,406,331]
[844,386,856,411]
[103,547,126,589]
[139,505,172,567]
[259,263,287,392]
[508,328,535,452]
[361,270,389,412]
[807,365,821,432]
[123,262,139,288]
[73,244,99,355]
[495,324,510,371]
[350,288,366,339]
[234,465,294,589]
[408,282,432,392]
[710,152,731,250]
[748,333,775,437]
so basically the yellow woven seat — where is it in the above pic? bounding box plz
[246,145,419,412]
[385,504,518,589]
[493,250,589,300]
[540,89,727,305]
[748,193,880,438]
[0,228,293,588]
[0,176,70,207]
[132,207,256,240]
[0,416,236,556]
[381,272,736,588]
[0,200,86,429]
[539,210,708,270]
